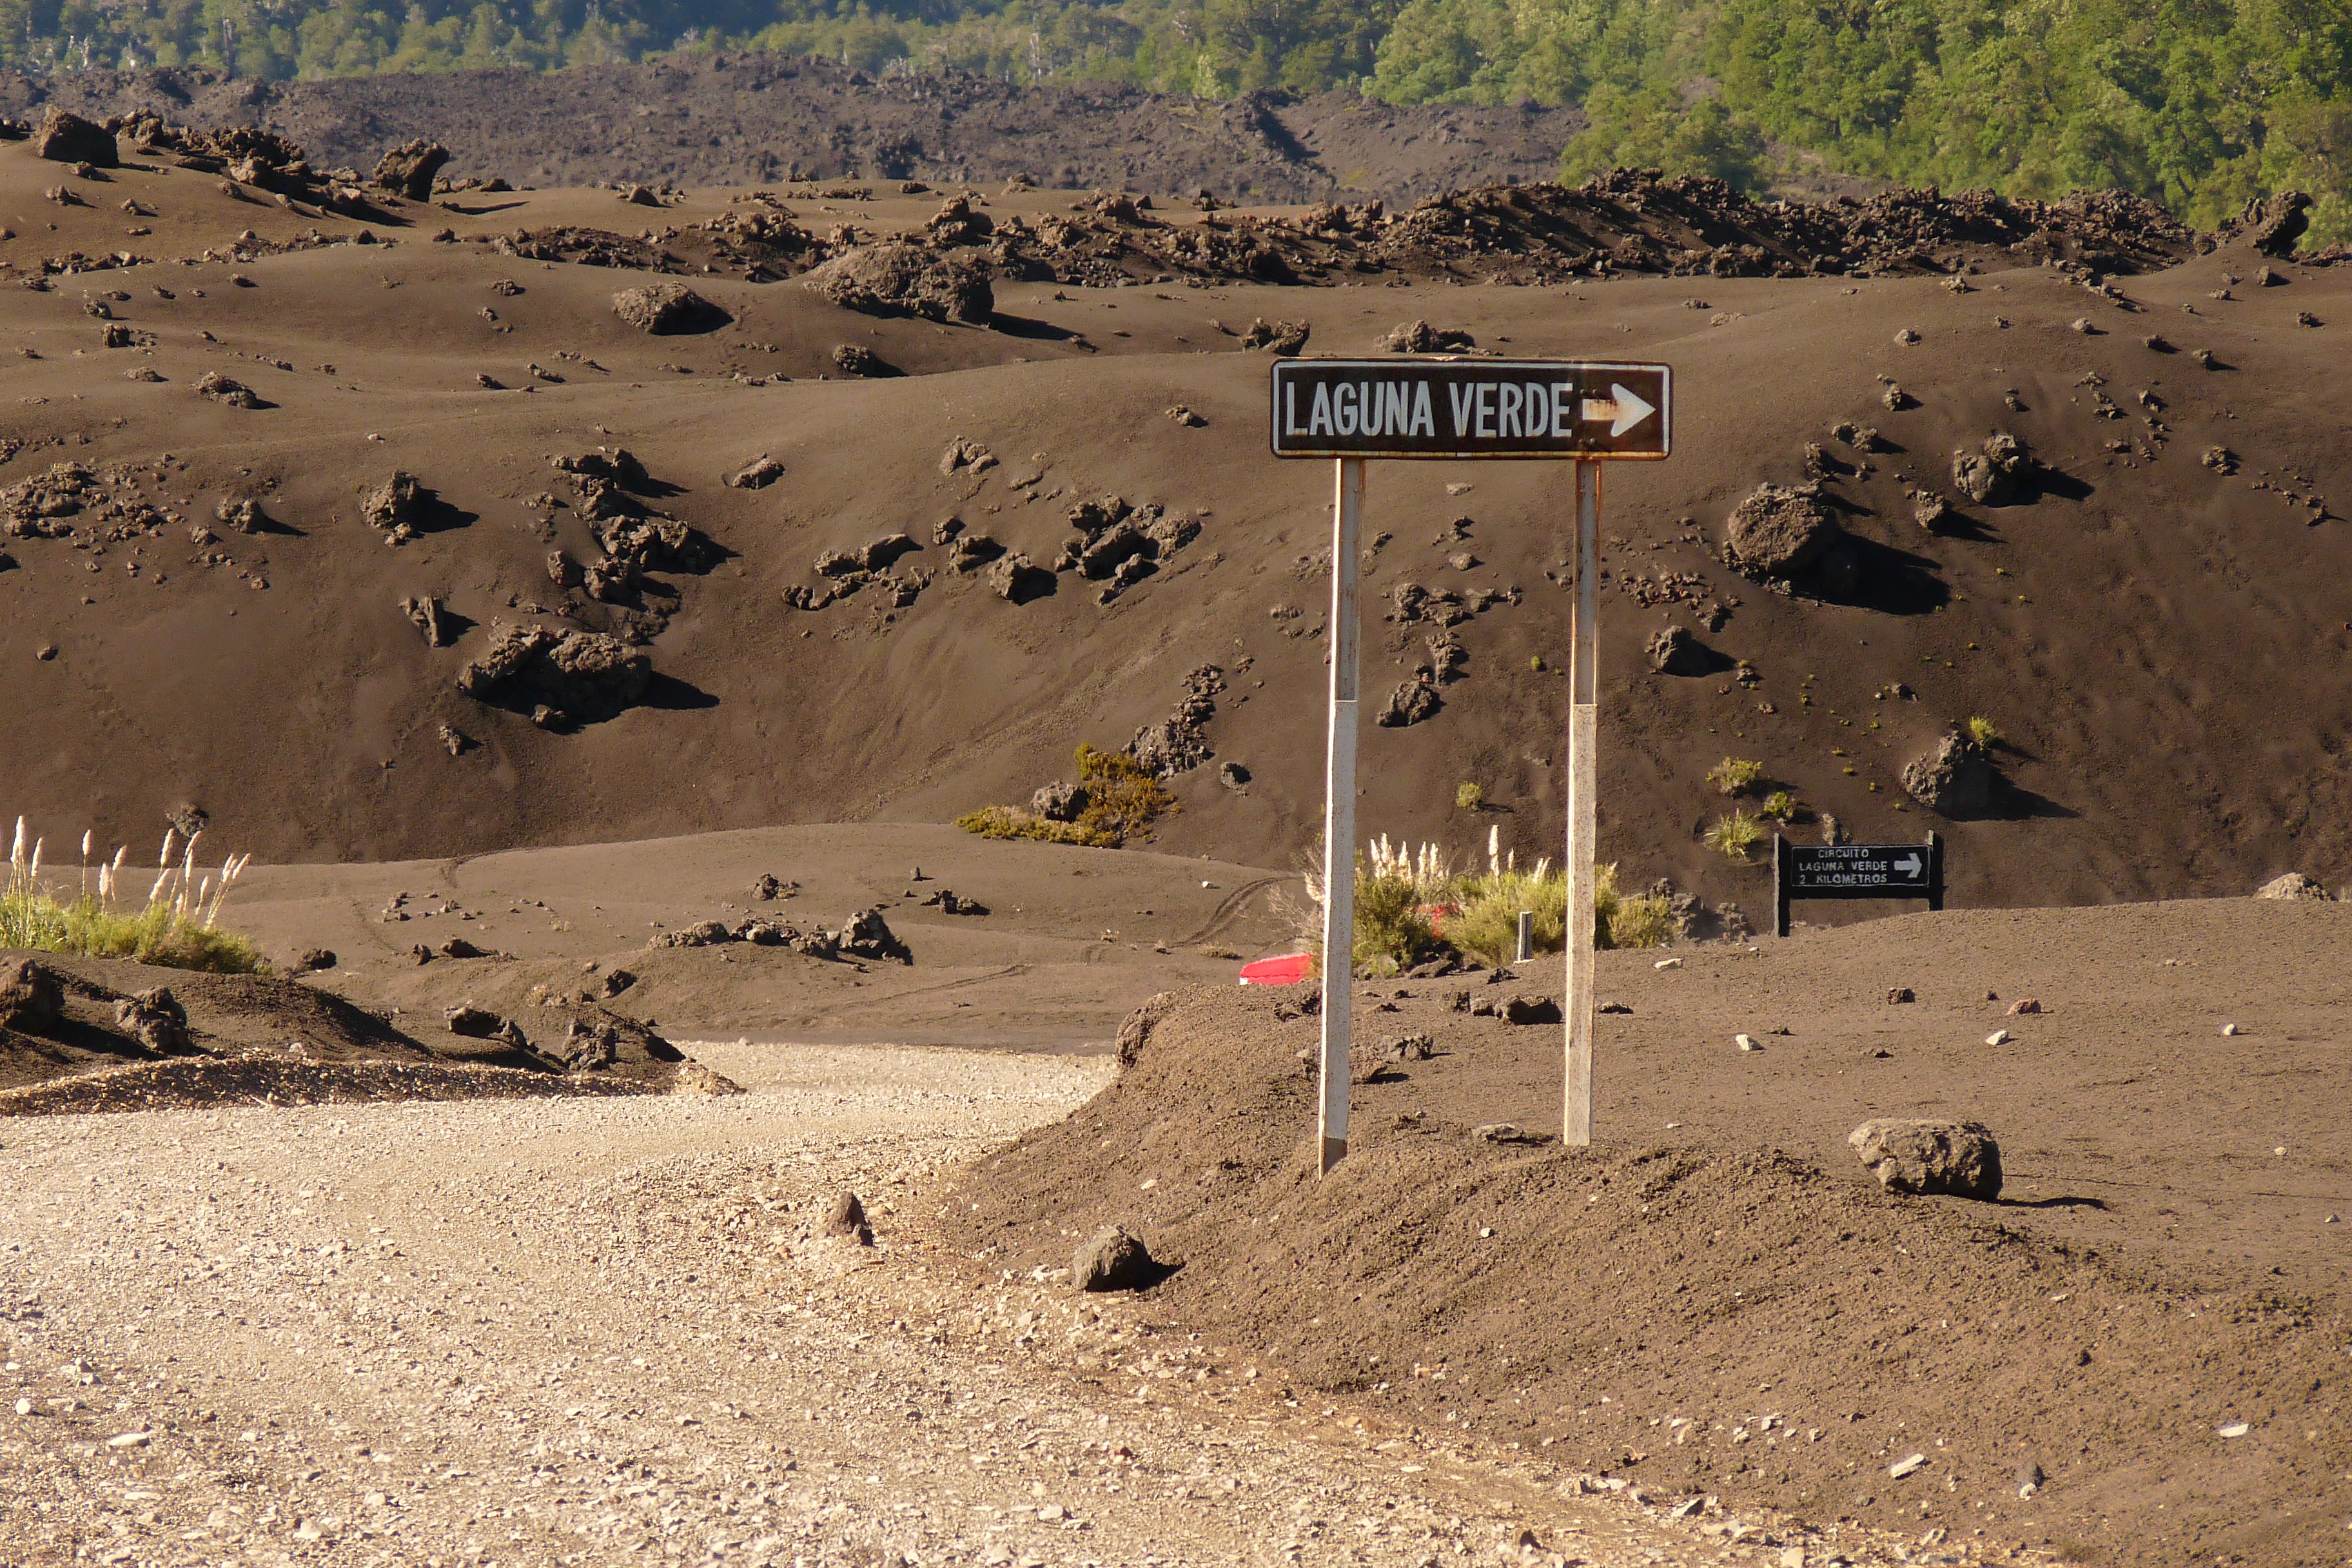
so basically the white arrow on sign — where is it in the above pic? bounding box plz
[1580,384,1658,438]
[1894,852,1925,877]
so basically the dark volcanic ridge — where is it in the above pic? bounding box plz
[0,948,734,1110]
[0,55,1580,206]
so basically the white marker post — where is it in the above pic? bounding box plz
[1270,358,1671,1170]
[1318,457,1364,1174]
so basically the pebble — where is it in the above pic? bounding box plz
[2220,1022,2240,1036]
[2217,1421,2250,1438]
[1736,1033,1760,1052]
[1984,1030,2010,1046]
[104,1430,149,1447]
[1887,1453,1926,1479]
[1653,957,1683,970]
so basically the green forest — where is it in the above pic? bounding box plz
[6,0,2349,240]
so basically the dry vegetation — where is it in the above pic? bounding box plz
[1,819,260,973]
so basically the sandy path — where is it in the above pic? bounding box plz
[0,1045,1925,1568]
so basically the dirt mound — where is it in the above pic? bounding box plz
[937,900,2352,1565]
[0,57,1580,205]
[0,948,725,1106]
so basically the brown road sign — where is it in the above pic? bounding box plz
[1269,358,1671,461]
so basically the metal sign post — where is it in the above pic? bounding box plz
[1773,834,1946,936]
[1270,358,1671,1170]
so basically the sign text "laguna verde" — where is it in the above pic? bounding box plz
[1268,358,1671,460]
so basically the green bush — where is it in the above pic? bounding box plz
[1707,758,1766,796]
[1455,781,1484,811]
[1759,789,1797,821]
[1964,715,2001,748]
[1351,867,1439,977]
[956,744,1174,849]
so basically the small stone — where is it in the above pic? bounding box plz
[1469,1122,1524,1144]
[2216,1421,2250,1438]
[1886,987,1916,1004]
[2220,1022,2240,1037]
[105,1431,150,1448]
[12,1398,30,1416]
[1669,1496,1706,1518]
[1888,1453,1926,1478]
[1984,1029,2010,1046]
[1502,995,1561,1025]
[2255,871,2331,901]
[2006,997,2042,1015]
[1736,1033,1759,1052]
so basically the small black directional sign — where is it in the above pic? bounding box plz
[1270,358,1671,460]
[1774,835,1945,936]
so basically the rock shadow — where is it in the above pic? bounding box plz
[1832,536,1951,616]
[639,672,719,712]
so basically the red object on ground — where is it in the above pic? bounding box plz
[1238,953,1315,986]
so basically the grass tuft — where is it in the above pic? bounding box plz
[1964,714,2001,747]
[1705,808,1766,861]
[1455,780,1484,811]
[3,816,262,973]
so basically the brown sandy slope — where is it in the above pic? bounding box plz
[0,136,2347,921]
[936,898,2352,1566]
[1,56,1581,204]
[219,823,1298,1046]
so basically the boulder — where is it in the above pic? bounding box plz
[1848,1117,2003,1200]
[371,139,450,201]
[1239,318,1309,355]
[830,343,884,377]
[34,108,116,167]
[293,948,337,973]
[818,1191,871,1242]
[1952,432,2030,505]
[2242,191,2312,259]
[836,906,911,965]
[1218,761,1251,789]
[113,988,191,1054]
[803,242,993,324]
[727,455,784,490]
[987,553,1054,604]
[1378,672,1442,727]
[612,282,725,335]
[1646,625,1709,676]
[455,622,652,726]
[1900,732,1995,816]
[946,532,1004,574]
[1724,483,1839,581]
[2255,872,2332,901]
[192,371,259,409]
[1503,995,1563,1025]
[1384,320,1475,353]
[444,1004,514,1039]
[0,957,64,1031]
[398,594,451,647]
[1031,780,1088,823]
[362,472,426,542]
[1072,1224,1157,1291]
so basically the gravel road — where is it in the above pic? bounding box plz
[1,1043,1933,1568]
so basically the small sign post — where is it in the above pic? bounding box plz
[1772,834,1946,936]
[1271,357,1672,1171]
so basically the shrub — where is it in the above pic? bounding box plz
[1964,715,2001,748]
[1705,808,1766,861]
[1759,789,1797,822]
[1455,780,1484,811]
[955,743,1174,848]
[1707,757,1766,796]
[2,818,261,973]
